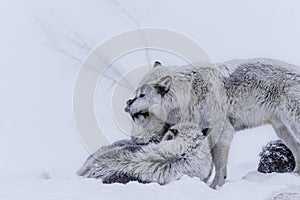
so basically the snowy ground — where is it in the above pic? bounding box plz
[2,172,300,200]
[2,126,300,200]
[2,0,300,200]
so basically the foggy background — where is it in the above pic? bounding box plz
[1,0,300,178]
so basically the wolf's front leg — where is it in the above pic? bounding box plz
[210,126,234,189]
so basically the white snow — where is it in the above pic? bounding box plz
[1,169,300,200]
[1,0,300,199]
[2,126,300,200]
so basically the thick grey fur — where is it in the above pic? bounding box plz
[122,58,300,188]
[78,123,213,185]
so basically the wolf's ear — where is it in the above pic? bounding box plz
[163,128,178,141]
[202,128,211,137]
[153,61,162,68]
[155,76,172,96]
[157,76,172,89]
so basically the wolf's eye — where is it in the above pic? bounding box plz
[165,134,173,141]
[139,94,145,98]
[169,129,179,136]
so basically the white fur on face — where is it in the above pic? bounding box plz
[148,104,167,122]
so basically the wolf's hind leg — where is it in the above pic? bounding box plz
[288,123,300,174]
[271,119,300,174]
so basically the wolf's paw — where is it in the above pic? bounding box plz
[209,176,225,189]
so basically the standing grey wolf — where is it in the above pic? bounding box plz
[124,58,300,188]
[77,123,213,184]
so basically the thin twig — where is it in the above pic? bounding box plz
[35,18,131,89]
[52,15,135,90]
[112,0,151,65]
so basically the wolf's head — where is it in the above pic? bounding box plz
[159,123,211,160]
[124,62,187,144]
[124,75,173,126]
[162,123,211,142]
[124,75,180,144]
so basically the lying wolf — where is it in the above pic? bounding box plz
[77,123,213,185]
[124,58,300,188]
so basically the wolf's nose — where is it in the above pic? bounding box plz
[124,106,130,112]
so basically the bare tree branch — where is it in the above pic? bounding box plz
[35,1,152,91]
[35,18,132,90]
[54,15,92,51]
[111,0,151,65]
[52,15,135,90]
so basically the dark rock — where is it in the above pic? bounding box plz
[258,140,295,173]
